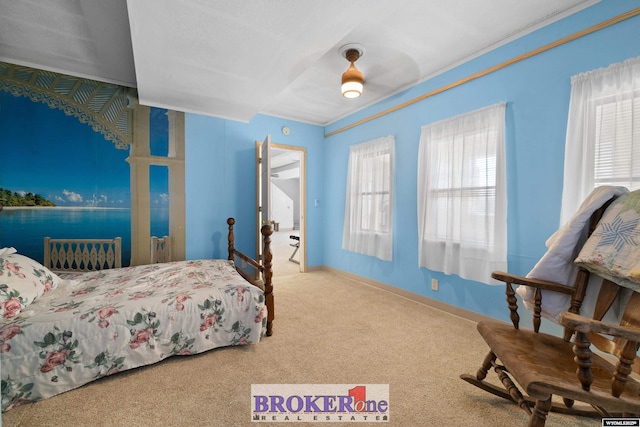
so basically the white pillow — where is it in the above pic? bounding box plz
[0,248,63,319]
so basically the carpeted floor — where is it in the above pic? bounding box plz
[2,261,600,426]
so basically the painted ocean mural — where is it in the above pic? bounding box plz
[0,91,170,266]
[0,206,169,266]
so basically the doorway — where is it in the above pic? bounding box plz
[256,140,306,277]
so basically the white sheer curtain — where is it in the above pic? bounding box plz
[342,136,395,261]
[561,56,640,225]
[417,103,507,284]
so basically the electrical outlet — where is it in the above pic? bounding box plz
[431,279,438,291]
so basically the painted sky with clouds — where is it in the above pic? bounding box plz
[0,92,169,208]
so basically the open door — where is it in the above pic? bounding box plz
[256,138,307,274]
[257,135,272,261]
[261,134,272,227]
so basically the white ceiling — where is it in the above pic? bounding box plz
[271,148,301,181]
[0,0,598,125]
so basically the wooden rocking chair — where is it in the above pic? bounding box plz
[461,190,640,426]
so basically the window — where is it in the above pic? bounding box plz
[561,56,640,225]
[417,103,507,283]
[342,136,395,261]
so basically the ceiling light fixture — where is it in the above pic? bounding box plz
[340,44,365,99]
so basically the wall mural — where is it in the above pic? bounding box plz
[0,88,169,266]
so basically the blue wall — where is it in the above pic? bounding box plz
[185,0,640,324]
[2,0,639,324]
[185,114,325,262]
[321,0,640,321]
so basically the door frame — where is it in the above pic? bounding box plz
[255,140,307,273]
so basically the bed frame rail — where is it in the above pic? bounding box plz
[227,217,274,336]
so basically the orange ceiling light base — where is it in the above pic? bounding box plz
[340,44,365,98]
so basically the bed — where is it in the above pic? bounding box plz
[0,218,274,412]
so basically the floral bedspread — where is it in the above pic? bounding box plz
[0,259,266,411]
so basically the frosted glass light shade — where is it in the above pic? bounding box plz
[341,62,364,98]
[342,81,363,98]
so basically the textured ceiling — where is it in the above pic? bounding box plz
[0,0,598,125]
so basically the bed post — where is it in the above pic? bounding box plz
[261,223,274,336]
[227,217,235,261]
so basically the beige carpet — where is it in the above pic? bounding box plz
[2,265,600,426]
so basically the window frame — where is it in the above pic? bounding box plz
[342,136,395,261]
[417,102,507,283]
[560,57,640,225]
